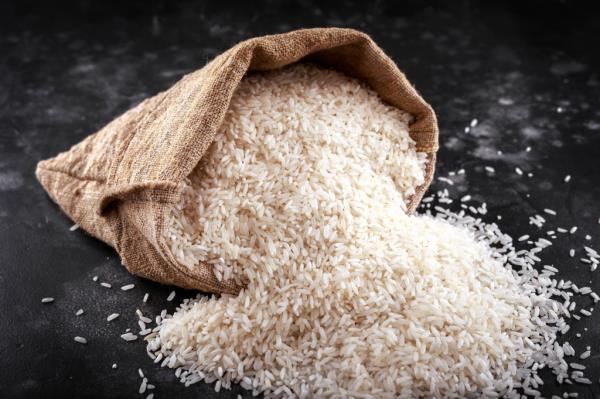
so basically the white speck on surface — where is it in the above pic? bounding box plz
[544,208,557,216]
[121,332,138,341]
[69,224,79,231]
[112,363,118,369]
[485,166,495,173]
[92,276,98,282]
[470,118,478,127]
[139,377,148,394]
[464,126,470,133]
[100,282,111,288]
[525,146,531,152]
[121,284,135,291]
[143,293,149,303]
[107,313,120,322]
[557,106,565,113]
[74,336,87,344]
[570,249,575,257]
[438,177,454,185]
[515,167,523,175]
[570,226,578,234]
[41,297,54,303]
[498,97,514,106]
[460,195,472,202]
[586,235,592,240]
[167,291,176,302]
[75,309,84,316]
[564,175,571,182]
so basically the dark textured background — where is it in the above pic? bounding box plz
[1,1,599,398]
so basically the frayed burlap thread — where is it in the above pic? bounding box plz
[36,28,439,294]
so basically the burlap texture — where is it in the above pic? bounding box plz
[36,28,439,294]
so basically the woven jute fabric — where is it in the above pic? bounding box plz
[36,28,439,294]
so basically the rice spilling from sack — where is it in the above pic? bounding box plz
[164,63,427,278]
[150,64,592,398]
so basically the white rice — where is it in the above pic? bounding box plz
[107,313,120,322]
[147,64,594,398]
[75,308,84,316]
[121,332,138,342]
[515,167,523,175]
[41,297,54,303]
[166,291,176,302]
[139,378,148,394]
[570,363,585,370]
[100,282,111,288]
[121,284,135,291]
[74,336,87,344]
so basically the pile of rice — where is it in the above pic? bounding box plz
[149,64,594,398]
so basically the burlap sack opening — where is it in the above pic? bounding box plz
[36,27,439,294]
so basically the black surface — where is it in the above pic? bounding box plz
[1,1,599,398]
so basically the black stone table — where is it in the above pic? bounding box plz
[1,1,599,398]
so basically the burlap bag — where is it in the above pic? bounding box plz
[36,28,439,294]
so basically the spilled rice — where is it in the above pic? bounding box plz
[139,64,600,398]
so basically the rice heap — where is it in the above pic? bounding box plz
[148,64,594,398]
